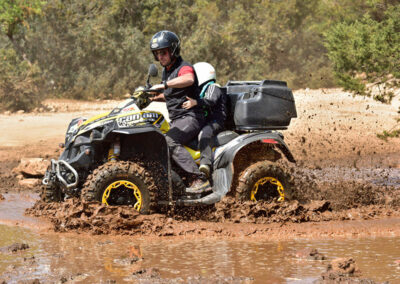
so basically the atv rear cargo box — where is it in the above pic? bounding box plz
[224,80,297,131]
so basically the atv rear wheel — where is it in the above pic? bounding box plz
[236,161,294,202]
[41,184,64,202]
[82,161,157,214]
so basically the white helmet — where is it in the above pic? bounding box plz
[194,62,216,86]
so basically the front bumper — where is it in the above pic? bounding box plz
[42,159,79,189]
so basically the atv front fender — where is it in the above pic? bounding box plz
[113,127,172,202]
[112,127,169,171]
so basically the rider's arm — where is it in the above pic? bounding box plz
[150,66,195,95]
[182,85,222,110]
[196,85,222,108]
[165,73,195,88]
[164,66,195,89]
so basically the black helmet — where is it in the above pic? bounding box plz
[150,30,180,61]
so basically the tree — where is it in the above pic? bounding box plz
[324,4,400,138]
[0,0,44,111]
[324,4,400,102]
[0,0,43,55]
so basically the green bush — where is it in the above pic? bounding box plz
[324,5,400,102]
[2,0,399,105]
[0,48,43,112]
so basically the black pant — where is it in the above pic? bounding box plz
[199,120,224,167]
[166,115,204,176]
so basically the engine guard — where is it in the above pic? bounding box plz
[42,159,79,189]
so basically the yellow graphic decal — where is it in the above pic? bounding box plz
[159,119,170,133]
[75,110,165,137]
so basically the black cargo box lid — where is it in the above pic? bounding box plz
[226,80,287,87]
[252,80,294,102]
[225,80,293,101]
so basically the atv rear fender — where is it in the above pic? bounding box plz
[179,131,295,206]
[214,131,296,168]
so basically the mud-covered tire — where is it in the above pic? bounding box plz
[81,161,157,214]
[40,184,64,202]
[236,161,294,202]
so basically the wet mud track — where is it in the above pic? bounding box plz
[1,213,400,283]
[1,91,400,282]
[23,164,400,238]
[2,155,400,283]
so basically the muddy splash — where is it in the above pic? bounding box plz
[26,197,399,238]
[23,163,400,236]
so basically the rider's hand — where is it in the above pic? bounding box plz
[150,93,165,101]
[149,83,165,97]
[150,84,164,90]
[182,96,198,109]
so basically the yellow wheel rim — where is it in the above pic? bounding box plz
[102,180,142,211]
[251,177,285,202]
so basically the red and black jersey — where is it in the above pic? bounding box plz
[162,57,203,121]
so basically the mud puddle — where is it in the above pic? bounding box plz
[1,192,400,282]
[0,193,47,228]
[1,224,400,283]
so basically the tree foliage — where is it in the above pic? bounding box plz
[0,0,399,112]
[0,48,42,111]
[324,3,400,102]
[0,0,44,111]
[0,0,43,40]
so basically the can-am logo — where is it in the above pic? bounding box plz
[117,113,159,128]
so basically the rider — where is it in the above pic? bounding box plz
[149,30,210,192]
[183,62,227,178]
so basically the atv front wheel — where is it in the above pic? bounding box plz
[236,161,294,202]
[41,184,64,202]
[82,161,157,214]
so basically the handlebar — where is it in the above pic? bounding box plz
[142,88,164,93]
[132,88,163,99]
[131,88,164,109]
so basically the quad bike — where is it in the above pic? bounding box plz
[42,64,297,213]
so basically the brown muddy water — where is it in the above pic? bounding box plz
[1,194,400,283]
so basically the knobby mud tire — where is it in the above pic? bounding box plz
[40,184,64,203]
[236,160,294,202]
[81,161,158,214]
[230,142,281,194]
